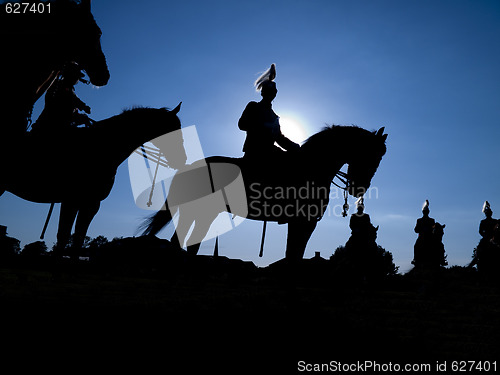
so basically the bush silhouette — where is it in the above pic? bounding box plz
[330,243,399,280]
[21,241,48,258]
[0,233,20,259]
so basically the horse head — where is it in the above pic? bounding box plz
[300,125,387,197]
[70,0,109,86]
[346,127,387,198]
[432,222,446,242]
[149,103,187,170]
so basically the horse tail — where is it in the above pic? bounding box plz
[140,203,176,237]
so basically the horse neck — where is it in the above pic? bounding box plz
[321,126,370,180]
[302,139,349,184]
[91,111,174,168]
[91,114,140,165]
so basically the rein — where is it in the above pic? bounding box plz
[136,144,169,207]
[332,170,350,217]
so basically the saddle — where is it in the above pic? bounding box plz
[237,151,326,223]
[239,149,301,188]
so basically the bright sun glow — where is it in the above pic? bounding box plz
[279,116,308,144]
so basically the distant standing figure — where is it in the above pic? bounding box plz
[31,62,92,134]
[238,64,299,171]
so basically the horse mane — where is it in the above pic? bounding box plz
[117,107,172,126]
[302,124,376,150]
[88,107,165,132]
[299,125,387,172]
[121,106,170,115]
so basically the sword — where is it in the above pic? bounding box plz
[259,220,267,257]
[40,202,55,239]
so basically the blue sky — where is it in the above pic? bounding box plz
[1,0,500,271]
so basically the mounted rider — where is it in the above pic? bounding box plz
[349,197,378,242]
[471,201,499,271]
[31,62,92,134]
[238,64,299,176]
[413,199,447,268]
[414,200,435,240]
[479,201,497,243]
[412,199,435,266]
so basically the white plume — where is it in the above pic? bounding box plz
[254,63,276,91]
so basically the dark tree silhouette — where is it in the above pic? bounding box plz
[0,226,21,259]
[88,235,109,249]
[21,241,48,258]
[330,244,398,281]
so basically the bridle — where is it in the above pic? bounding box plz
[331,170,351,217]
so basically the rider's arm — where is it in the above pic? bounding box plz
[274,126,300,151]
[238,102,258,131]
[479,222,485,237]
[72,94,88,112]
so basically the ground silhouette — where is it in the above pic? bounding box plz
[0,239,498,369]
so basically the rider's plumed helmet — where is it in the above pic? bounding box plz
[422,199,430,214]
[482,200,492,215]
[255,63,277,92]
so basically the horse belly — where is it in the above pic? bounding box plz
[246,194,329,223]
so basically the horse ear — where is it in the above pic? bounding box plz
[172,102,182,115]
[376,127,385,137]
[442,224,446,228]
[382,134,388,142]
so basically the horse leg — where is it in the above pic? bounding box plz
[285,219,317,261]
[72,200,101,250]
[172,206,195,249]
[170,230,182,249]
[55,202,79,254]
[186,242,202,256]
[185,213,219,256]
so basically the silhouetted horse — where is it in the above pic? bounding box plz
[0,0,109,140]
[141,126,387,260]
[413,222,447,269]
[0,105,185,253]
